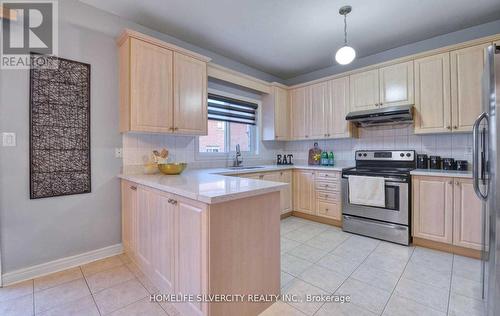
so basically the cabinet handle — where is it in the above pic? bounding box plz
[174,127,179,131]
[305,135,309,138]
[446,126,451,130]
[168,199,178,205]
[449,180,453,185]
[455,181,460,185]
[169,127,174,131]
[453,126,458,129]
[130,186,137,191]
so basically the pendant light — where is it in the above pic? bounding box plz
[335,5,356,65]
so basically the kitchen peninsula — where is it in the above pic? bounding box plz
[119,169,287,316]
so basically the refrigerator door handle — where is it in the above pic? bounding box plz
[472,111,488,201]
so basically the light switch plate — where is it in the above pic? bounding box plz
[115,147,123,158]
[2,132,16,147]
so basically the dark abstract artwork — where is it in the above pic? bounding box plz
[29,54,91,199]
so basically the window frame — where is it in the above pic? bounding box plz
[195,88,261,161]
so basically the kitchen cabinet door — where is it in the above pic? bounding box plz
[412,176,453,244]
[349,69,379,111]
[136,186,154,275]
[173,52,208,135]
[290,87,310,139]
[293,170,315,214]
[451,43,489,132]
[379,61,414,107]
[151,192,176,294]
[453,178,484,250]
[308,82,328,139]
[414,52,452,134]
[130,38,174,133]
[279,170,293,213]
[121,180,137,258]
[274,86,290,139]
[326,76,351,138]
[175,196,208,316]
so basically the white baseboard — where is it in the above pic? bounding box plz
[2,243,123,286]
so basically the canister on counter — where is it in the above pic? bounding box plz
[456,160,468,171]
[416,154,429,169]
[442,158,456,170]
[430,156,442,169]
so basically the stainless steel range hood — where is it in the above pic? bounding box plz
[345,105,413,127]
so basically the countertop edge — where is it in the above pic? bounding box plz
[410,170,473,178]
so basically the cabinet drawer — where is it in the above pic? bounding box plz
[317,200,341,220]
[316,191,339,202]
[315,181,339,192]
[315,171,339,181]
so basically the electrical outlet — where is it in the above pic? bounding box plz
[2,132,16,147]
[115,147,123,158]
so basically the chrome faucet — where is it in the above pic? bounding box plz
[233,144,242,167]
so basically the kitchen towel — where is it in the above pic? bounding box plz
[348,175,386,207]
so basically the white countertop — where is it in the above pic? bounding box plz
[410,169,472,178]
[119,163,353,204]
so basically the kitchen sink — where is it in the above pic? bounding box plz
[226,166,264,170]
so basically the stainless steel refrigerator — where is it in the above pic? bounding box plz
[477,44,500,316]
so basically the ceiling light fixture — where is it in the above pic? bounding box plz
[335,5,356,65]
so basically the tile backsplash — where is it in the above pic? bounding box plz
[122,133,283,170]
[284,125,472,165]
[123,125,472,171]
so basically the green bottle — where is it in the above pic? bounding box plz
[328,151,334,166]
[321,152,329,166]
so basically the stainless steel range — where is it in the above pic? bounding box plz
[341,150,416,245]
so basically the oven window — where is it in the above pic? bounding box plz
[385,185,400,211]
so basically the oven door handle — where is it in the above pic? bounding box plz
[342,176,407,183]
[343,215,408,230]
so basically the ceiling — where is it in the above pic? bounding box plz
[80,0,500,79]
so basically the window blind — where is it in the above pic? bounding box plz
[207,93,258,125]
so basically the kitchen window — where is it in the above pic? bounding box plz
[198,92,259,157]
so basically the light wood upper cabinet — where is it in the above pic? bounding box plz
[262,85,290,140]
[293,170,315,214]
[451,43,489,132]
[379,61,414,107]
[350,69,380,111]
[412,176,453,244]
[173,52,208,135]
[326,76,352,138]
[129,38,174,133]
[453,178,483,250]
[289,87,310,139]
[118,31,210,135]
[309,82,328,139]
[414,52,452,134]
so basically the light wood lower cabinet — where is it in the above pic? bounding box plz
[292,169,342,221]
[121,180,280,316]
[412,176,454,243]
[453,178,484,250]
[239,170,292,214]
[293,170,315,214]
[412,176,483,250]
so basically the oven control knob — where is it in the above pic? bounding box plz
[400,153,405,157]
[358,153,362,157]
[406,153,411,157]
[363,153,367,157]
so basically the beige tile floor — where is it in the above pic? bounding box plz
[0,216,485,316]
